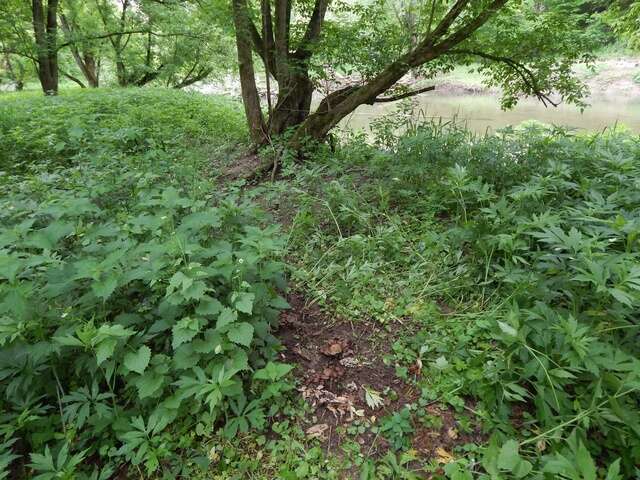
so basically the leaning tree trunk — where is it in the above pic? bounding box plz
[59,14,99,88]
[32,0,59,95]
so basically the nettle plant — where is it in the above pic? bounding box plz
[432,128,640,476]
[0,163,291,476]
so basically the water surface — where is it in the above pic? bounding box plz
[340,93,640,134]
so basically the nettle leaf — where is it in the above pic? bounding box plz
[0,254,25,283]
[95,338,118,365]
[253,362,293,381]
[124,346,152,374]
[269,295,290,309]
[178,209,221,232]
[227,322,254,347]
[92,274,119,300]
[196,296,223,316]
[25,221,74,250]
[216,307,237,329]
[136,371,165,399]
[497,440,532,478]
[172,317,201,349]
[234,292,255,315]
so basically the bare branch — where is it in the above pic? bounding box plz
[56,30,207,51]
[371,85,435,103]
[447,49,559,106]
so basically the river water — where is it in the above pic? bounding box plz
[340,93,640,134]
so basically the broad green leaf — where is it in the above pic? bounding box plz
[227,322,254,347]
[196,296,223,316]
[234,292,255,314]
[497,440,521,471]
[253,362,293,381]
[92,274,118,300]
[575,441,596,480]
[124,346,152,374]
[136,371,165,399]
[216,307,237,329]
[172,317,200,349]
[95,338,117,365]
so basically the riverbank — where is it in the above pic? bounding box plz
[195,56,640,101]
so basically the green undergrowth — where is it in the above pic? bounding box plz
[251,120,640,478]
[0,89,298,479]
[2,88,640,479]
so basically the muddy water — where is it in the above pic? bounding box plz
[340,93,640,134]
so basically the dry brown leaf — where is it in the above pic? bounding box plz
[320,338,348,356]
[306,423,329,439]
[435,447,454,464]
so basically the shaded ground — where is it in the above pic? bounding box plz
[276,293,485,471]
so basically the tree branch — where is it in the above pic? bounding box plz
[60,69,86,88]
[447,49,559,106]
[56,30,207,51]
[370,85,435,103]
[296,0,330,58]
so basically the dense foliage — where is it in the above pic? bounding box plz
[283,119,640,477]
[0,90,295,478]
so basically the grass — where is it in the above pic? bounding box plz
[2,89,640,479]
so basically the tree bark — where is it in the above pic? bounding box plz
[59,14,99,87]
[232,0,268,144]
[32,0,59,95]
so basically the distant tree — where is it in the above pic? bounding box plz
[92,0,233,88]
[59,0,103,87]
[605,0,640,50]
[230,0,594,149]
[0,0,234,94]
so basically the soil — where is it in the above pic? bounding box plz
[276,293,485,468]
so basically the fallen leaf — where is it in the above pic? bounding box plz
[320,337,348,356]
[306,423,329,439]
[435,447,454,464]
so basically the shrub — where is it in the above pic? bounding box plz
[0,90,290,478]
[289,122,640,477]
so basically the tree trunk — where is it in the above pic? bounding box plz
[32,0,59,95]
[59,13,99,87]
[268,69,313,136]
[233,0,267,144]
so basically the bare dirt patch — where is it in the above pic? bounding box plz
[276,293,485,467]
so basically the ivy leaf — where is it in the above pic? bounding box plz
[234,292,255,314]
[227,322,254,347]
[124,346,151,374]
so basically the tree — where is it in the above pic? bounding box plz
[59,0,103,88]
[230,0,594,148]
[32,0,60,95]
[91,0,233,88]
[605,0,640,50]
